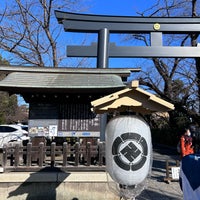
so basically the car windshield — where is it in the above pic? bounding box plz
[0,126,17,132]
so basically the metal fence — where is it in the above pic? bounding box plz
[2,141,106,172]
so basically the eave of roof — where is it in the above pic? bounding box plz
[91,80,174,114]
[0,65,140,77]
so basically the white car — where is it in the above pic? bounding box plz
[0,124,30,148]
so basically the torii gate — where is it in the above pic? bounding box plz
[55,10,200,69]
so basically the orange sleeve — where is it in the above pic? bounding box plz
[180,136,185,157]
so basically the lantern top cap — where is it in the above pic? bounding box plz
[91,80,174,114]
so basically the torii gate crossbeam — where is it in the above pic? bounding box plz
[55,10,200,68]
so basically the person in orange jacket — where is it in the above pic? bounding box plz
[180,128,194,158]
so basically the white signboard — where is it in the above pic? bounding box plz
[49,125,58,137]
[171,167,180,180]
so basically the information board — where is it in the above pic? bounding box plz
[29,103,100,137]
[58,103,100,132]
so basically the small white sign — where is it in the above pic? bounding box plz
[171,167,180,180]
[49,125,58,137]
[0,167,4,173]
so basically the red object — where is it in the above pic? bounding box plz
[180,135,194,158]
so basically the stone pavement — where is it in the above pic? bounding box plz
[136,145,183,200]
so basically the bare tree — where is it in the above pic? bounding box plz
[0,0,89,67]
[129,0,200,127]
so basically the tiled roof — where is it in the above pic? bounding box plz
[0,72,126,94]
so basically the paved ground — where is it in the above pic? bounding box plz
[135,145,183,200]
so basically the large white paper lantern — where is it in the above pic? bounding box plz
[106,115,152,186]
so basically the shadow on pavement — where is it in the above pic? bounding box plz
[7,167,70,200]
[138,189,181,200]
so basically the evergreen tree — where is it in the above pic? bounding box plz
[0,56,18,124]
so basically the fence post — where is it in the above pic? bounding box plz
[86,142,91,166]
[38,142,44,167]
[51,142,56,167]
[2,145,8,168]
[63,142,68,167]
[166,160,170,180]
[26,142,32,167]
[98,142,103,166]
[14,144,20,167]
[74,142,80,166]
[10,148,14,166]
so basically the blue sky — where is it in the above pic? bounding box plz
[89,0,155,15]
